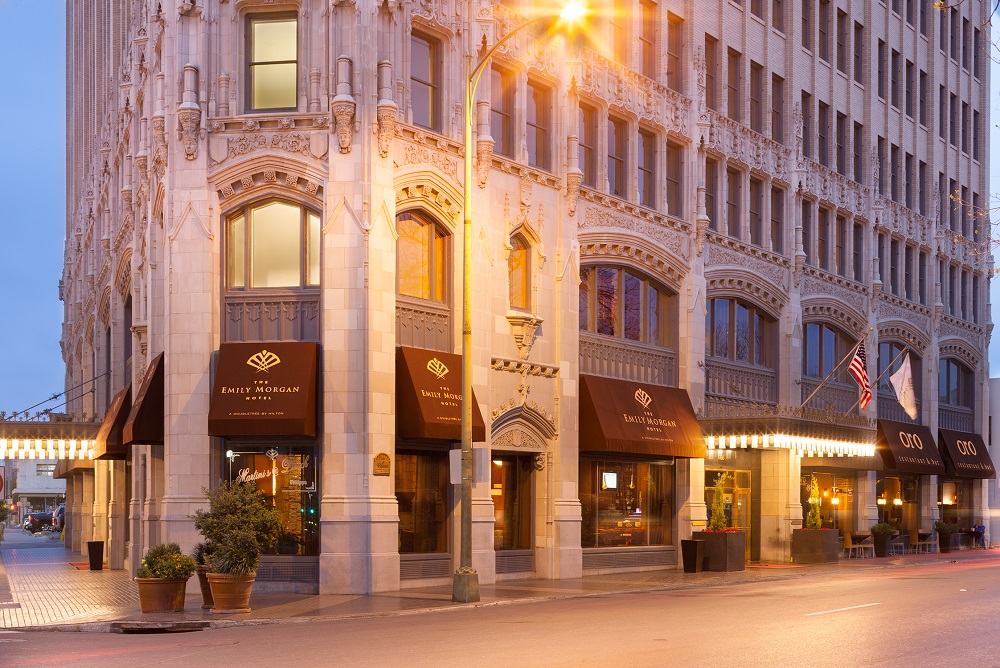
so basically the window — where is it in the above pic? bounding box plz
[905,0,915,25]
[37,464,55,477]
[835,215,847,276]
[940,6,948,53]
[491,67,514,157]
[751,0,765,20]
[879,342,921,402]
[939,173,947,227]
[802,0,813,50]
[397,210,448,302]
[802,201,813,264]
[920,0,928,36]
[705,37,718,111]
[705,298,776,367]
[750,62,763,133]
[878,232,887,285]
[818,207,830,270]
[853,22,864,84]
[579,265,675,347]
[836,112,847,176]
[579,104,597,187]
[818,0,830,61]
[919,70,927,126]
[949,178,958,231]
[939,86,946,140]
[818,102,829,167]
[410,32,440,131]
[726,167,741,238]
[771,74,784,144]
[749,177,764,246]
[949,264,957,316]
[770,187,784,253]
[904,245,914,301]
[802,92,812,157]
[961,102,969,154]
[227,200,320,290]
[836,10,848,74]
[877,40,886,99]
[509,234,530,310]
[396,451,449,554]
[950,9,958,61]
[890,238,900,294]
[853,222,864,281]
[919,251,927,304]
[905,61,914,117]
[249,16,298,112]
[939,358,973,408]
[973,110,980,161]
[803,323,852,378]
[918,161,927,215]
[706,158,718,230]
[853,121,863,183]
[973,27,981,78]
[665,140,683,216]
[904,153,914,209]
[640,1,657,79]
[638,129,656,208]
[890,144,899,202]
[961,186,970,238]
[526,81,550,170]
[608,117,627,197]
[610,0,628,64]
[890,49,900,108]
[667,13,683,91]
[962,269,969,321]
[580,459,674,549]
[727,49,742,122]
[962,18,970,70]
[773,0,784,32]
[877,137,885,196]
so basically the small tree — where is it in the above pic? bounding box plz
[806,475,823,529]
[708,472,731,531]
[191,480,281,575]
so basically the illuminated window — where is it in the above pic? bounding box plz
[526,80,551,170]
[580,459,674,548]
[491,67,514,158]
[411,32,441,132]
[396,211,448,302]
[508,234,530,311]
[248,16,297,111]
[227,200,320,289]
[579,265,675,348]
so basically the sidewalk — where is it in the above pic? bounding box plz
[2,528,998,633]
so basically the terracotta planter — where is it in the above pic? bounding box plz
[206,572,256,613]
[694,531,746,571]
[791,529,840,564]
[135,577,188,613]
[196,565,214,609]
[939,533,957,553]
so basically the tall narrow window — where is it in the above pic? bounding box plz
[904,153,914,209]
[802,0,813,50]
[962,18,970,70]
[509,234,530,311]
[727,49,742,122]
[751,0,765,20]
[818,102,829,167]
[227,200,320,290]
[836,112,847,176]
[919,70,927,126]
[973,28,981,78]
[638,129,656,208]
[890,49,900,108]
[950,9,958,61]
[961,102,969,154]
[905,61,914,117]
[904,245,914,301]
[773,0,784,32]
[491,67,514,157]
[802,201,813,265]
[410,32,440,130]
[249,16,298,112]
[877,137,885,197]
[667,13,683,91]
[853,122,863,183]
[802,92,813,157]
[973,110,981,161]
[939,86,947,139]
[949,94,957,145]
[610,0,628,65]
[836,10,848,74]
[818,207,830,271]
[853,222,864,281]
[835,215,847,277]
[818,0,830,61]
[877,40,886,99]
[397,211,448,302]
[890,145,900,203]
[640,1,657,79]
[771,74,784,144]
[666,141,683,217]
[705,37,718,111]
[705,158,718,230]
[750,62,763,133]
[918,161,927,215]
[608,117,627,197]
[579,104,596,187]
[526,81,550,170]
[919,251,927,304]
[853,22,864,84]
[770,187,784,253]
[889,239,899,295]
[726,167,741,238]
[749,177,763,246]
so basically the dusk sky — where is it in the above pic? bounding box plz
[0,2,997,416]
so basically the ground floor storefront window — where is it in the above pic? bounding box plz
[938,477,974,527]
[875,474,920,532]
[395,450,449,554]
[491,454,533,551]
[800,470,856,535]
[579,459,674,548]
[224,444,319,556]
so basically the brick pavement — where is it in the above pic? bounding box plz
[1,527,997,632]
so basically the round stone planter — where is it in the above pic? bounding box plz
[206,572,256,613]
[195,565,214,609]
[135,577,188,613]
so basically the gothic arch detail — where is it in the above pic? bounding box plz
[801,300,866,339]
[579,235,685,293]
[706,269,787,319]
[877,321,929,355]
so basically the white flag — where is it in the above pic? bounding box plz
[889,352,918,420]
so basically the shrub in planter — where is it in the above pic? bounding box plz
[135,543,196,613]
[192,542,215,610]
[696,473,745,571]
[934,520,961,553]
[805,475,823,530]
[870,522,897,557]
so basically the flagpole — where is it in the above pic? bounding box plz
[844,346,909,414]
[800,328,872,410]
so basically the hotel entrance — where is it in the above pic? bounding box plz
[705,468,752,560]
[491,454,534,575]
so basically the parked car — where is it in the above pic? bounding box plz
[24,512,53,534]
[52,504,65,531]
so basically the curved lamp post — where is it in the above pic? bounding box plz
[454,1,588,604]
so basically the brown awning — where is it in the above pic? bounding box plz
[208,342,319,437]
[54,458,95,479]
[396,346,485,442]
[876,420,945,475]
[93,383,132,460]
[124,352,164,446]
[579,375,706,458]
[939,430,996,478]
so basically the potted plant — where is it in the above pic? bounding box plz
[134,542,196,613]
[695,472,745,572]
[192,542,214,610]
[192,480,281,613]
[870,522,897,557]
[934,520,961,553]
[792,475,839,563]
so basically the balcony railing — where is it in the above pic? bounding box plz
[800,378,860,416]
[579,333,676,386]
[939,405,975,432]
[396,295,452,352]
[876,390,921,424]
[224,290,320,343]
[704,357,777,405]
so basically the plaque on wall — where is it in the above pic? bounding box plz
[373,452,391,476]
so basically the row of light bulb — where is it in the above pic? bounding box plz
[0,438,95,460]
[706,434,877,457]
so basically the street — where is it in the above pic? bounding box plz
[3,557,997,668]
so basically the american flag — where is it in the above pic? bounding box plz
[848,342,872,409]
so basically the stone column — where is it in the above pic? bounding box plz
[759,449,799,562]
[108,460,126,570]
[81,470,95,556]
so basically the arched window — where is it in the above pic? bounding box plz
[939,358,973,408]
[508,234,530,311]
[878,341,921,398]
[705,298,776,368]
[226,199,320,290]
[802,323,855,378]
[579,265,675,347]
[397,210,448,302]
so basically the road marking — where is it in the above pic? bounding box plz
[806,602,881,616]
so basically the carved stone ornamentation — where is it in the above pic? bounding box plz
[377,101,396,158]
[507,311,543,360]
[476,137,494,188]
[177,104,201,160]
[150,111,167,176]
[332,97,355,154]
[565,169,582,217]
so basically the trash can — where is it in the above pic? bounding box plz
[681,539,704,573]
[86,541,104,571]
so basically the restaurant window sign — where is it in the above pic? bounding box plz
[224,445,318,556]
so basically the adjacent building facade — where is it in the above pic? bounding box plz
[60,0,993,593]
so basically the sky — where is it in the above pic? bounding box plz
[0,3,998,418]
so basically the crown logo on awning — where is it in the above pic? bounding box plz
[634,388,652,409]
[247,349,281,372]
[426,357,449,380]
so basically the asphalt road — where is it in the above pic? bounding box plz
[3,558,998,668]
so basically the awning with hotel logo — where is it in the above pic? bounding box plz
[93,383,132,460]
[876,420,946,475]
[208,342,318,437]
[124,352,164,446]
[395,346,485,442]
[938,429,996,479]
[579,375,705,458]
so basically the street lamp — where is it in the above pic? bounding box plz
[454,1,588,604]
